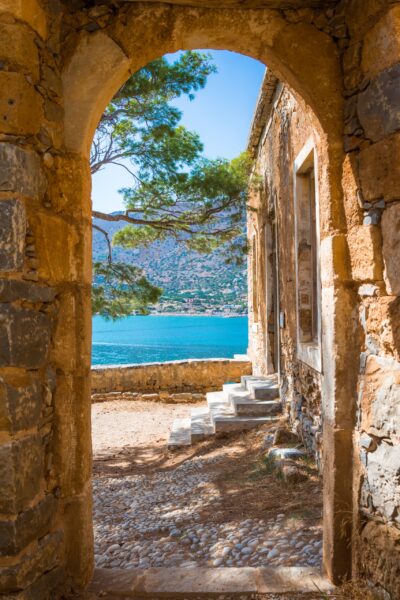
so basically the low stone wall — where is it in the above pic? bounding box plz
[91,359,252,401]
[91,390,207,404]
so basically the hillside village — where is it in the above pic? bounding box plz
[93,216,248,315]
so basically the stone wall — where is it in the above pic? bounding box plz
[342,4,400,596]
[91,359,252,400]
[247,81,325,468]
[247,3,400,594]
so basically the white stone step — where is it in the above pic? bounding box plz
[241,375,269,389]
[222,382,245,394]
[222,383,249,408]
[211,412,278,433]
[167,418,191,449]
[226,387,252,401]
[207,391,236,421]
[248,379,279,401]
[234,398,282,417]
[207,392,277,432]
[190,406,215,441]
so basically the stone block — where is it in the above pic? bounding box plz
[363,441,400,521]
[0,374,42,433]
[0,305,53,369]
[0,494,55,556]
[4,567,64,600]
[0,531,62,593]
[44,98,63,123]
[0,144,45,199]
[0,434,44,515]
[362,6,400,80]
[358,521,400,598]
[345,0,389,39]
[45,154,91,221]
[41,65,63,99]
[366,296,400,360]
[358,284,379,297]
[0,73,42,136]
[359,134,400,202]
[30,213,81,283]
[141,393,159,401]
[170,393,193,402]
[50,292,76,371]
[63,486,94,588]
[347,225,383,282]
[1,0,47,39]
[52,375,91,496]
[381,203,400,296]
[320,234,351,286]
[0,199,26,272]
[0,280,56,304]
[358,64,400,142]
[0,23,40,81]
[361,355,400,439]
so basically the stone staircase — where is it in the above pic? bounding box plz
[168,373,281,449]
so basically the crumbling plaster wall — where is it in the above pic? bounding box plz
[0,0,398,598]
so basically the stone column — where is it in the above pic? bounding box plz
[341,2,400,596]
[0,2,93,597]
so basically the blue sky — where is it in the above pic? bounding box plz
[92,50,265,213]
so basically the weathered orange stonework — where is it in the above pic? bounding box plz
[91,359,252,396]
[0,1,398,599]
[246,5,400,596]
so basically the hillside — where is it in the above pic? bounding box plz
[92,215,248,315]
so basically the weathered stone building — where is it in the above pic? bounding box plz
[0,0,399,598]
[247,54,400,600]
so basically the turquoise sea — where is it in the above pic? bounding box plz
[92,315,248,366]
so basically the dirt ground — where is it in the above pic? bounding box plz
[92,399,190,464]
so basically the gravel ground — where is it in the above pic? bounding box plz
[92,400,323,571]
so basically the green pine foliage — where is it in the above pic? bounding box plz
[92,51,251,319]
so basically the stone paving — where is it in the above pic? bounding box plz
[93,454,322,570]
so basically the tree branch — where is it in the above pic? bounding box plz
[93,223,113,264]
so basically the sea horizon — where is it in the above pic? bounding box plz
[92,314,248,366]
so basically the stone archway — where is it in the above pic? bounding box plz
[59,3,350,589]
[1,2,399,598]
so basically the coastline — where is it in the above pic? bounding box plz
[93,312,248,319]
[148,312,247,318]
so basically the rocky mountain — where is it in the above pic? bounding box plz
[92,214,248,315]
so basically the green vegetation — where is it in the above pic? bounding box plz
[91,52,251,319]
